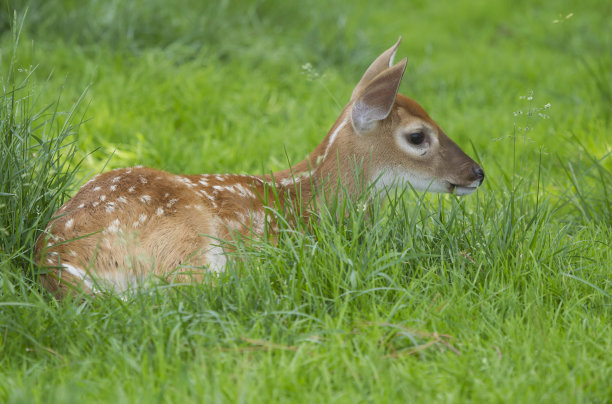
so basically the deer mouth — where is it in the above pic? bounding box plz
[449,183,479,196]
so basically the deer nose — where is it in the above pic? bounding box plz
[473,165,485,184]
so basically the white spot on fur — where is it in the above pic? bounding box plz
[212,185,232,192]
[112,176,121,183]
[110,185,117,191]
[100,195,106,201]
[93,186,101,191]
[107,219,121,233]
[235,183,256,198]
[200,190,214,200]
[117,196,128,204]
[64,218,74,229]
[93,201,99,207]
[128,186,135,193]
[106,202,116,213]
[69,250,77,257]
[140,195,151,204]
[156,207,164,216]
[166,198,178,208]
[78,203,85,209]
[139,175,148,184]
[280,172,311,187]
[139,213,147,222]
[199,178,208,187]
[176,176,196,188]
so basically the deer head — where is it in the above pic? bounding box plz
[306,37,485,197]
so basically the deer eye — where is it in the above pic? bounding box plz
[407,132,425,145]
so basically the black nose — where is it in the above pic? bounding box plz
[473,166,485,183]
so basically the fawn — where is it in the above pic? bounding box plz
[36,38,485,297]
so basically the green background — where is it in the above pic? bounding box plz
[0,0,610,402]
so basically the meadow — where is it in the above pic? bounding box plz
[0,0,610,402]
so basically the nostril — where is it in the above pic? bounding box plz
[473,166,485,181]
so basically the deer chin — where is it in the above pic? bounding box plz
[372,169,451,194]
[449,179,482,196]
[452,185,478,196]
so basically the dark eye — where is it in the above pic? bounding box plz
[407,132,425,145]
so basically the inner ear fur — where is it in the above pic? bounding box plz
[351,58,407,134]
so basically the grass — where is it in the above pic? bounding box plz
[1,0,611,402]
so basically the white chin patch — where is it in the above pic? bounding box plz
[453,179,482,196]
[454,186,478,196]
[371,169,449,193]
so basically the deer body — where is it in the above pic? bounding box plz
[36,38,485,297]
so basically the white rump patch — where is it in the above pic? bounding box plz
[205,245,227,273]
[61,263,95,291]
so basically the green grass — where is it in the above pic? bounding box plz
[1,0,611,402]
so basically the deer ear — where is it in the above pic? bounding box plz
[351,58,407,134]
[350,37,402,102]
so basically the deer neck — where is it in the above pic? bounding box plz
[270,107,366,213]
